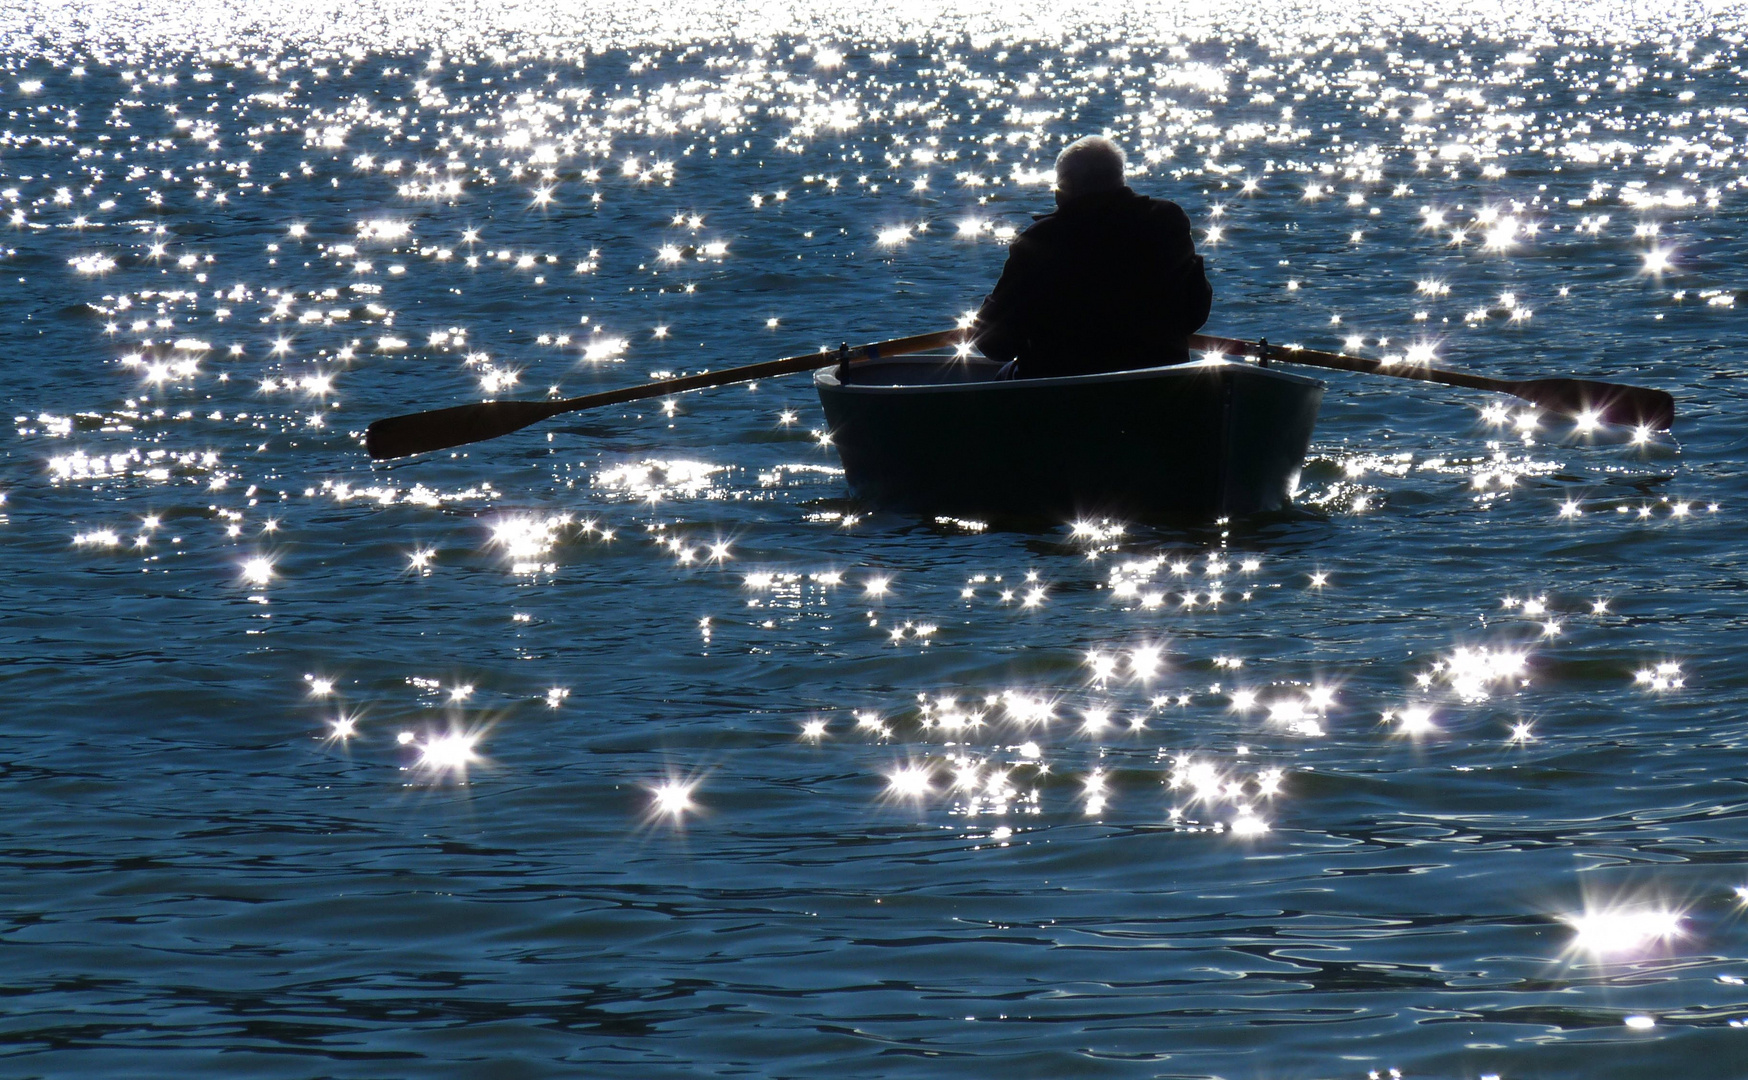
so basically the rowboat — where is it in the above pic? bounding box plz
[814,355,1324,519]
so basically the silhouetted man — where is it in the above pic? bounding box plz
[973,136,1211,378]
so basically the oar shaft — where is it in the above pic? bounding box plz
[544,327,965,415]
[1190,333,1502,393]
[1188,332,1673,429]
[366,327,966,460]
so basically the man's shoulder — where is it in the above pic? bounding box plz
[1008,214,1058,259]
[1133,193,1192,226]
[1019,207,1062,236]
[1026,189,1190,231]
[1011,191,1193,264]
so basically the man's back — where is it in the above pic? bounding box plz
[973,187,1211,379]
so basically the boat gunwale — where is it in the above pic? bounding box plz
[814,356,1327,395]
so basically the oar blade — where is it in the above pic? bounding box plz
[366,399,565,460]
[1509,378,1675,431]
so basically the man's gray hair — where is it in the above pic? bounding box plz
[1054,136,1126,199]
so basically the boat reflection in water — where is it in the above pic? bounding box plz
[816,353,1324,519]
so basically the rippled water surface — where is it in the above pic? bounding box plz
[4,2,1748,1075]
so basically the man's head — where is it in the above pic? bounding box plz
[1054,135,1126,204]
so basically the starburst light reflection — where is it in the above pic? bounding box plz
[649,779,697,819]
[414,731,481,778]
[1564,907,1683,956]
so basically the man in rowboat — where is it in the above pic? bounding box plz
[972,136,1212,378]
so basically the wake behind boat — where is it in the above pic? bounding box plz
[815,354,1324,519]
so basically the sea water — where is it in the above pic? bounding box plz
[2,2,1746,1075]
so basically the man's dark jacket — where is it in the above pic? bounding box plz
[973,187,1211,378]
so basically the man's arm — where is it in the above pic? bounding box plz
[972,243,1036,364]
[1154,202,1212,335]
[1167,252,1212,335]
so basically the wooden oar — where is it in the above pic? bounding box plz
[365,328,967,460]
[1190,333,1675,430]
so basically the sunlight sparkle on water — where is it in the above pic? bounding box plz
[1424,646,1529,701]
[1389,705,1438,735]
[888,763,932,798]
[1085,651,1119,682]
[416,732,480,774]
[650,779,696,818]
[1634,662,1684,691]
[486,512,588,572]
[1565,907,1683,955]
[1230,809,1270,836]
[10,18,1744,1053]
[1129,644,1163,680]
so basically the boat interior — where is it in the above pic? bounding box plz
[827,353,1250,387]
[832,353,1005,385]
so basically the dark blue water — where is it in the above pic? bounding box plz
[4,3,1748,1075]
